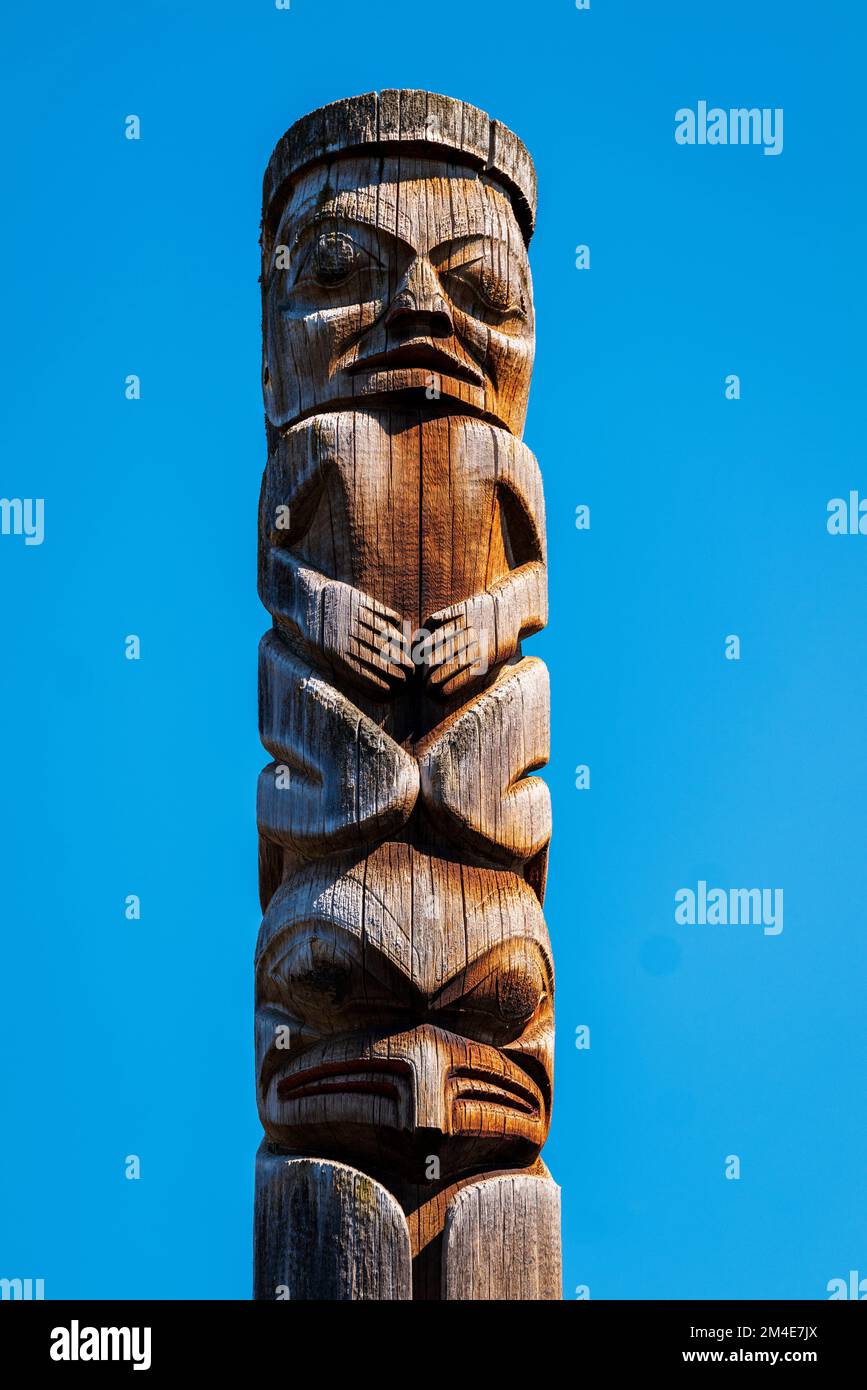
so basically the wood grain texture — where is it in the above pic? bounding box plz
[254,91,560,1300]
[442,1174,562,1301]
[254,1147,411,1301]
[254,845,553,1180]
[261,90,537,260]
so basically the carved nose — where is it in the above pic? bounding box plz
[385,258,453,338]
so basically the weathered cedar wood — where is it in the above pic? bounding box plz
[254,90,561,1300]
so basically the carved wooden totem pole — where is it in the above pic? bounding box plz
[254,91,560,1300]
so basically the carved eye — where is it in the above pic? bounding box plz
[476,265,523,315]
[495,966,543,1027]
[311,230,360,287]
[293,959,351,1005]
[436,958,546,1045]
[445,256,526,321]
[272,936,355,1013]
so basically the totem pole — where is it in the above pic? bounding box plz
[254,91,560,1300]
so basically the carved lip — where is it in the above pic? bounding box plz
[276,1057,411,1104]
[449,1066,540,1118]
[346,342,484,387]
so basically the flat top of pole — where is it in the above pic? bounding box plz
[263,90,537,243]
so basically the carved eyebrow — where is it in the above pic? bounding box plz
[257,917,413,987]
[432,200,522,238]
[285,210,398,257]
[279,194,414,246]
[430,233,529,274]
[432,230,514,252]
[258,918,551,1001]
[256,916,362,967]
[433,940,554,1002]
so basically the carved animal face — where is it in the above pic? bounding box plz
[255,845,553,1181]
[262,155,535,437]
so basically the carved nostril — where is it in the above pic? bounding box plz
[386,304,453,339]
[385,260,454,338]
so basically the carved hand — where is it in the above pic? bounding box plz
[423,593,500,699]
[321,580,413,699]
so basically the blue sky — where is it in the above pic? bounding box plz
[1,0,864,1299]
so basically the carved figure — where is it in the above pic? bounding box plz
[254,91,561,1301]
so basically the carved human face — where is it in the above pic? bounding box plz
[255,845,553,1181]
[262,156,535,436]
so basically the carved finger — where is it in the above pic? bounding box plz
[427,604,468,633]
[362,597,404,626]
[349,641,411,688]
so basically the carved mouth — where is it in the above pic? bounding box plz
[276,1057,411,1104]
[346,342,484,388]
[449,1066,540,1118]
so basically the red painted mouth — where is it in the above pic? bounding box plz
[276,1057,411,1104]
[346,341,484,387]
[450,1066,540,1117]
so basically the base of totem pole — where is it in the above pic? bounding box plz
[253,1143,562,1301]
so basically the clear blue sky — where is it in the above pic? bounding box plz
[1,0,864,1299]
